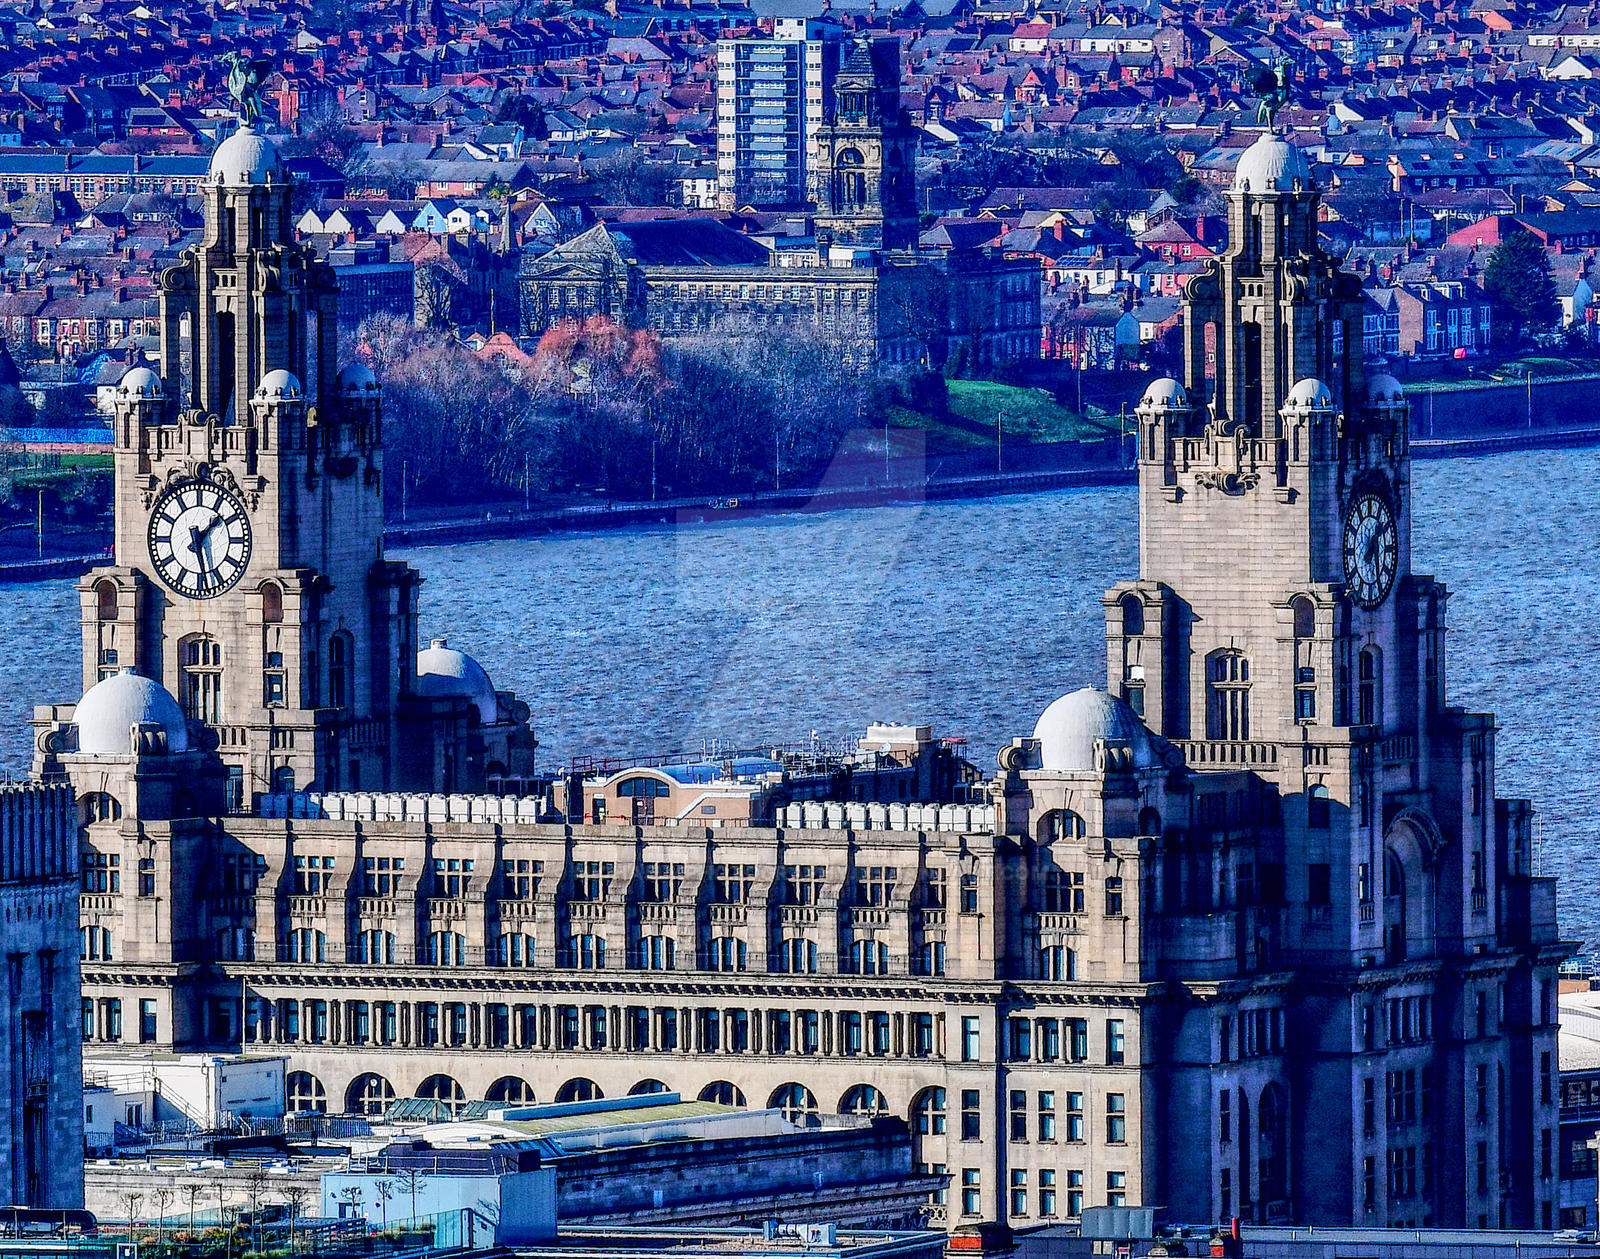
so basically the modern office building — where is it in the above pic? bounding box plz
[35,124,1564,1233]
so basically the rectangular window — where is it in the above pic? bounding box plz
[1107,1170,1126,1207]
[961,1168,981,1217]
[1219,1088,1231,1141]
[1068,1018,1089,1061]
[1107,1093,1126,1143]
[1038,1091,1057,1141]
[1066,1092,1084,1142]
[1009,1089,1028,1141]
[1067,1169,1084,1218]
[961,1089,982,1141]
[1105,876,1124,916]
[1010,1168,1028,1217]
[962,1016,981,1062]
[1039,1168,1057,1218]
[139,999,157,1043]
[1107,1018,1126,1064]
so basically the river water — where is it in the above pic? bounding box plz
[2,448,1595,948]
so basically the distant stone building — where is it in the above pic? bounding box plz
[0,782,82,1209]
[519,219,1037,369]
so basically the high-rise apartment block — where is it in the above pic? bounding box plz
[716,21,839,210]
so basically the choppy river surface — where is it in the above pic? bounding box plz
[2,448,1595,947]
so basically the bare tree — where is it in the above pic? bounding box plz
[392,1167,427,1224]
[373,1179,394,1231]
[120,1190,144,1231]
[151,1187,174,1253]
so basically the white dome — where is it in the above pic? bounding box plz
[254,368,303,401]
[336,361,379,396]
[74,669,189,757]
[1032,688,1156,774]
[1232,134,1312,193]
[416,638,498,723]
[1139,377,1188,409]
[1366,373,1405,405]
[117,366,162,399]
[209,125,282,186]
[1284,377,1334,410]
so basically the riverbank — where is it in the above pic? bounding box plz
[7,399,1600,583]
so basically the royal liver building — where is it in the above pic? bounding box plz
[38,123,1564,1231]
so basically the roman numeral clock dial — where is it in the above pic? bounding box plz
[1342,492,1398,609]
[147,480,253,599]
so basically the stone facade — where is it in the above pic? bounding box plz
[0,782,82,1209]
[518,220,1039,370]
[35,128,1565,1237]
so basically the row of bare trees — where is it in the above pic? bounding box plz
[348,315,892,505]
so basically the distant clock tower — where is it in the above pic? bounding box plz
[812,35,917,251]
[82,124,422,805]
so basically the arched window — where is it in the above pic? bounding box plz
[706,936,748,972]
[80,793,122,825]
[426,931,466,966]
[416,1074,467,1117]
[179,635,223,724]
[1138,806,1161,836]
[498,932,536,967]
[81,925,113,960]
[284,928,326,963]
[216,926,255,961]
[287,1071,326,1114]
[774,937,818,974]
[835,148,867,207]
[1384,848,1407,962]
[557,1078,602,1103]
[260,582,283,623]
[699,1081,746,1107]
[1038,943,1077,981]
[1358,646,1383,727]
[770,1083,818,1121]
[1258,1084,1287,1205]
[566,933,606,969]
[912,1087,947,1135]
[1041,810,1086,843]
[839,1083,888,1116]
[1292,597,1317,722]
[355,929,395,964]
[629,1079,668,1096]
[1308,783,1331,830]
[95,580,118,621]
[328,632,352,710]
[848,938,889,975]
[636,935,675,970]
[1120,593,1145,637]
[347,1073,394,1117]
[1206,650,1250,740]
[487,1076,533,1105]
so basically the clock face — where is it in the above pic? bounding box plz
[1342,492,1399,609]
[147,479,252,599]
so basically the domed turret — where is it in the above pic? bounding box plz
[73,670,190,757]
[416,639,499,724]
[1031,688,1157,774]
[254,368,303,402]
[1139,377,1188,410]
[1282,377,1334,412]
[336,361,379,398]
[208,125,282,187]
[1232,133,1312,194]
[116,366,163,399]
[1366,373,1405,407]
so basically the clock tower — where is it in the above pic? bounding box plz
[1089,131,1563,1226]
[80,124,422,805]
